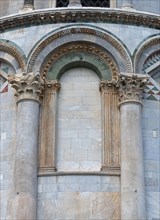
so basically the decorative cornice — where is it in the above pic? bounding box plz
[42,43,119,80]
[0,41,26,71]
[0,9,159,34]
[8,72,45,103]
[118,72,148,104]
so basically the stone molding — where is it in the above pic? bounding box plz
[0,40,26,72]
[42,43,119,80]
[0,9,159,33]
[8,72,45,103]
[118,73,148,105]
[28,27,132,74]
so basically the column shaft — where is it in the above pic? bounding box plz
[118,73,148,220]
[13,101,40,219]
[9,73,44,220]
[120,103,146,219]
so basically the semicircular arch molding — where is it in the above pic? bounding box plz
[41,42,119,80]
[27,25,133,76]
[0,39,26,73]
[133,34,160,73]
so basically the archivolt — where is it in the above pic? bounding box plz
[0,40,26,73]
[27,25,133,75]
[133,34,160,73]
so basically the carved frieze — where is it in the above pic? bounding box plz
[118,73,148,103]
[0,9,159,33]
[8,72,45,103]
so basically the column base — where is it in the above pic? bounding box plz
[68,0,82,7]
[20,4,34,13]
[101,166,121,173]
[38,166,57,175]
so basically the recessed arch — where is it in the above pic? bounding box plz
[41,42,117,80]
[0,39,27,73]
[27,25,133,76]
[133,34,160,73]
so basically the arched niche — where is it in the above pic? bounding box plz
[57,67,102,171]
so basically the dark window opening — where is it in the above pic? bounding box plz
[56,0,110,7]
[56,0,69,7]
[81,0,110,7]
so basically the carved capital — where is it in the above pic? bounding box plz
[118,73,148,104]
[45,80,61,93]
[99,80,119,93]
[8,72,45,103]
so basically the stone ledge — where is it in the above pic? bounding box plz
[0,8,160,33]
[38,169,121,177]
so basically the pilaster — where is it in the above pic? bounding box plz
[39,80,61,174]
[100,80,120,173]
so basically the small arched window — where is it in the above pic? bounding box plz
[56,0,110,7]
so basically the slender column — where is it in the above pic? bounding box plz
[39,80,60,174]
[118,73,148,220]
[22,0,34,11]
[122,0,133,9]
[68,0,82,7]
[100,80,120,172]
[9,73,44,220]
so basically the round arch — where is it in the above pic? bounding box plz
[133,34,160,73]
[0,39,26,73]
[27,25,133,78]
[41,42,118,80]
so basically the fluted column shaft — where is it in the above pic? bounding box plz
[118,73,148,220]
[100,80,120,172]
[9,73,44,220]
[39,80,60,173]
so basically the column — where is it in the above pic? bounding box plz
[118,73,148,220]
[68,0,82,7]
[122,0,133,9]
[39,80,60,174]
[9,73,44,220]
[100,80,120,172]
[22,0,34,11]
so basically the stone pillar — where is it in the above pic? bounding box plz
[118,73,148,220]
[68,0,82,7]
[122,0,133,9]
[21,0,34,11]
[39,80,60,174]
[100,80,120,172]
[9,73,44,220]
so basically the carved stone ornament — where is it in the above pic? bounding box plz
[8,72,45,103]
[45,80,61,93]
[118,72,149,104]
[99,79,119,93]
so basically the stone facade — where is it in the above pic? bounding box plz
[0,0,160,220]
